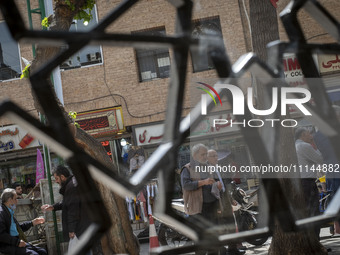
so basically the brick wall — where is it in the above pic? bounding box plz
[1,0,340,128]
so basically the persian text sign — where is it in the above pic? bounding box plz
[135,124,164,146]
[76,107,125,137]
[0,125,40,153]
[135,113,239,146]
[318,54,340,74]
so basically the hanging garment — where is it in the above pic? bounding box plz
[125,197,135,221]
[147,185,152,215]
[137,190,148,222]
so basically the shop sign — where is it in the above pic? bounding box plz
[318,54,340,74]
[283,53,306,87]
[282,53,322,116]
[135,124,164,146]
[190,113,239,137]
[0,125,40,153]
[76,107,125,138]
[134,113,239,146]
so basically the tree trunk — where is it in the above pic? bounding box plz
[267,126,327,255]
[29,1,139,254]
[75,129,140,255]
[248,0,327,254]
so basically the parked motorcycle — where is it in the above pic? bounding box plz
[230,181,268,246]
[157,199,190,247]
[158,223,190,247]
[143,184,267,247]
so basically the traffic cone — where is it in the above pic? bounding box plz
[149,214,160,249]
[233,211,244,249]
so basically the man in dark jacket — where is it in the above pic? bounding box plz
[0,188,47,255]
[41,165,90,242]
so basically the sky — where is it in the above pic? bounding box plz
[0,21,21,73]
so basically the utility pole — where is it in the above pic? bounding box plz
[26,1,63,254]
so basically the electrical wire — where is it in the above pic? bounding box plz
[65,56,192,118]
[101,58,168,118]
[242,0,253,51]
[102,56,120,106]
[306,33,328,41]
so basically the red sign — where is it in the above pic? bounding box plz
[77,116,109,131]
[283,57,300,72]
[76,107,125,138]
[19,133,35,149]
[318,54,340,74]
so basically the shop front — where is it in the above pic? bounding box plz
[317,54,340,107]
[75,106,130,175]
[0,124,63,193]
[133,111,254,173]
[284,53,340,108]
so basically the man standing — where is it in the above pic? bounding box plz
[181,144,219,218]
[295,127,323,238]
[41,165,90,243]
[207,149,245,255]
[0,188,46,255]
[181,144,223,255]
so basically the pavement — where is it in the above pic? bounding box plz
[140,227,340,254]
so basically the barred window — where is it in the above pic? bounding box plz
[191,16,223,73]
[0,21,21,81]
[133,27,171,82]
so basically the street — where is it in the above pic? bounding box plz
[141,227,340,255]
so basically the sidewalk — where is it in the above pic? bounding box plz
[141,227,340,254]
[242,227,340,255]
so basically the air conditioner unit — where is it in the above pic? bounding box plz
[87,53,97,62]
[61,59,73,69]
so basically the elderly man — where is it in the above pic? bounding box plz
[0,188,46,255]
[181,144,220,218]
[181,144,223,255]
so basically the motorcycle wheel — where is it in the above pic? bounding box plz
[158,225,189,247]
[242,214,268,246]
[158,225,168,246]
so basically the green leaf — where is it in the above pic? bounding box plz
[73,0,95,22]
[20,64,31,79]
[68,111,77,119]
[41,17,50,28]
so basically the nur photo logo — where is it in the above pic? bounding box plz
[196,82,222,115]
[197,82,312,128]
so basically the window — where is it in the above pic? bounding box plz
[191,16,223,73]
[60,7,102,70]
[133,27,171,82]
[0,22,21,81]
[0,154,62,191]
